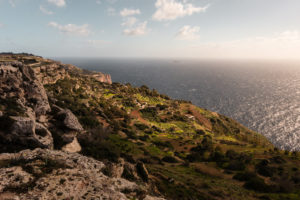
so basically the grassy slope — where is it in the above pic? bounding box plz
[45,75,300,200]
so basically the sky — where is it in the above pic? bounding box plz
[0,0,300,59]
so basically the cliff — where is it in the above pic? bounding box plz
[0,54,299,200]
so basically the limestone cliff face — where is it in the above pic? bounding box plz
[90,72,112,84]
[0,61,51,119]
[0,58,83,153]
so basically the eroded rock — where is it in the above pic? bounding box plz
[57,109,84,132]
[8,117,53,149]
[0,149,164,200]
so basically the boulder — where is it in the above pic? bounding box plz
[57,109,83,132]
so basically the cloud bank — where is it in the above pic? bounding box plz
[48,0,66,7]
[48,22,91,36]
[152,0,209,21]
[176,25,200,40]
[120,8,141,17]
[123,21,148,36]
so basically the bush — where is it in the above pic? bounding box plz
[153,140,174,149]
[140,107,158,121]
[186,152,202,162]
[79,116,100,129]
[135,123,148,131]
[162,156,178,163]
[156,104,168,110]
[244,177,274,192]
[233,171,257,181]
[212,151,225,162]
[226,149,240,160]
[191,136,214,154]
[80,139,121,162]
[255,161,276,177]
[226,160,246,171]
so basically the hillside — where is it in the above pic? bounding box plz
[0,54,300,200]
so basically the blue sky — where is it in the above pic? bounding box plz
[0,0,300,59]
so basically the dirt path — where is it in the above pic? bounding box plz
[130,110,149,125]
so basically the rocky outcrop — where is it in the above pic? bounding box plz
[57,109,84,132]
[0,60,84,153]
[9,117,53,149]
[91,72,112,84]
[0,148,165,200]
[0,61,51,120]
[33,63,70,85]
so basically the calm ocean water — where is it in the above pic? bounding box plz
[58,58,300,151]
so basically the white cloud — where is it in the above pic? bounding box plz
[152,0,209,21]
[123,21,148,36]
[122,17,137,27]
[120,8,141,17]
[40,5,53,15]
[176,25,200,40]
[48,0,66,7]
[96,0,101,5]
[48,22,91,36]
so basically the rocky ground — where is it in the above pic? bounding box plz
[0,148,163,200]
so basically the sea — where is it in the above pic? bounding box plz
[58,58,300,151]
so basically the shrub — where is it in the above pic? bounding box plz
[233,171,257,181]
[162,156,178,163]
[226,149,240,160]
[191,136,214,154]
[135,123,148,130]
[244,177,274,192]
[80,139,120,162]
[212,151,225,162]
[79,116,100,129]
[226,160,246,171]
[139,135,150,141]
[140,107,158,121]
[156,104,168,110]
[257,165,276,177]
[255,161,276,177]
[123,128,138,139]
[153,140,174,149]
[186,152,202,162]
